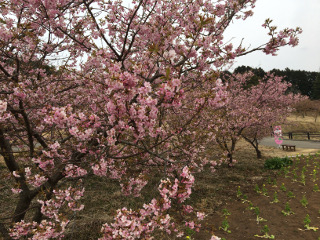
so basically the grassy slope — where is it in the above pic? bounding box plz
[283,113,320,134]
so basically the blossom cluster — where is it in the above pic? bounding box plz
[10,186,85,239]
[0,100,7,113]
[100,167,205,239]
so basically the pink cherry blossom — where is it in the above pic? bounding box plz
[0,100,7,113]
[0,0,302,238]
[11,188,23,194]
[210,235,221,240]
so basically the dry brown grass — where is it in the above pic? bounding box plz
[283,114,320,133]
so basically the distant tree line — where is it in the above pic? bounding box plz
[231,66,320,100]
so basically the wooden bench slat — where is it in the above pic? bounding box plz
[281,144,296,151]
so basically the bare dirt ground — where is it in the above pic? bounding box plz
[192,141,320,240]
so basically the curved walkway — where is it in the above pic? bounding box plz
[259,137,320,149]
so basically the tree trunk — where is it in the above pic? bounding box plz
[242,136,262,159]
[227,152,233,164]
[252,138,262,159]
[32,205,43,223]
[228,138,237,165]
[13,192,33,222]
[255,147,262,159]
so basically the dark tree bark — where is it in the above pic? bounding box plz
[242,135,262,159]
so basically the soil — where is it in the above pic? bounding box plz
[192,144,320,240]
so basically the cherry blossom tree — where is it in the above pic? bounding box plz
[210,73,303,163]
[240,75,307,159]
[0,0,301,239]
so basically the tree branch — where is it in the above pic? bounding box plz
[83,0,120,59]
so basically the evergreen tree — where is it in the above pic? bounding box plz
[311,73,320,100]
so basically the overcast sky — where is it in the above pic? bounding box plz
[224,0,320,72]
[122,0,319,72]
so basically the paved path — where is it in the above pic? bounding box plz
[259,137,320,149]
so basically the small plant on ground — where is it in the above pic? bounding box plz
[222,208,231,217]
[302,166,307,174]
[241,194,249,203]
[254,225,275,239]
[292,169,298,182]
[236,186,242,198]
[300,195,308,208]
[300,172,306,186]
[302,214,319,231]
[220,217,231,233]
[313,184,320,192]
[261,184,268,197]
[254,207,267,224]
[306,157,310,166]
[283,167,290,178]
[281,202,294,216]
[287,191,295,198]
[270,192,279,204]
[255,184,261,194]
[247,201,256,211]
[312,169,318,182]
[280,183,287,192]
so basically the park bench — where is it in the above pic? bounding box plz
[281,144,296,151]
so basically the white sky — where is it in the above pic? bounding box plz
[224,0,320,72]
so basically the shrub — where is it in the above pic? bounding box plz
[264,157,293,169]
